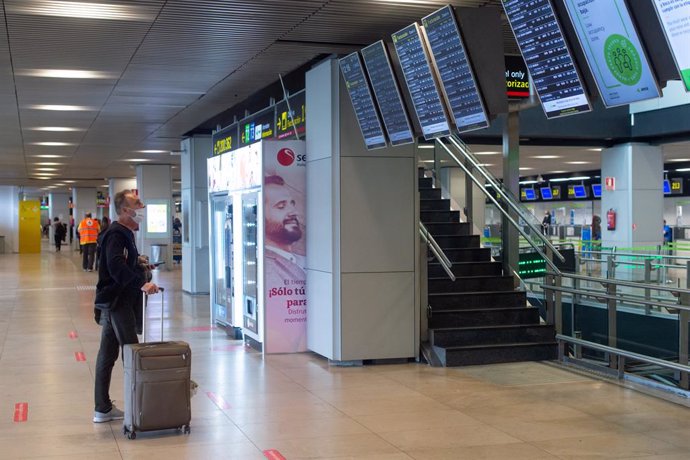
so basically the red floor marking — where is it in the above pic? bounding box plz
[205,391,231,409]
[13,403,28,422]
[74,352,86,362]
[68,331,78,339]
[185,326,214,332]
[263,450,287,460]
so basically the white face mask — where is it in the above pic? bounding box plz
[132,208,145,224]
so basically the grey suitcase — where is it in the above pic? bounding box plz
[123,289,191,439]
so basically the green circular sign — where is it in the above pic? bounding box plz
[604,34,642,86]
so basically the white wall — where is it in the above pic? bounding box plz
[0,186,19,253]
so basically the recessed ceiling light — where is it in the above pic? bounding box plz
[123,158,151,162]
[33,172,59,176]
[31,142,75,146]
[474,151,500,156]
[519,167,533,171]
[531,155,561,159]
[29,127,83,132]
[29,154,68,158]
[33,162,65,166]
[676,168,690,172]
[27,104,96,111]
[7,1,156,21]
[63,180,76,183]
[136,150,167,154]
[587,148,603,152]
[18,69,118,79]
[477,163,493,167]
[33,168,59,171]
[33,177,53,180]
[549,170,567,174]
[566,161,591,165]
[668,158,690,162]
[417,145,435,149]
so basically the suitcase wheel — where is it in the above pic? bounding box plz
[126,431,137,440]
[183,425,191,435]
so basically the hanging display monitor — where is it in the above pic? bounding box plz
[652,0,690,92]
[361,41,415,146]
[664,179,671,195]
[563,0,661,107]
[503,0,591,119]
[573,185,587,199]
[541,187,553,200]
[392,23,451,140]
[592,184,602,198]
[339,52,387,150]
[421,5,489,133]
[524,188,537,200]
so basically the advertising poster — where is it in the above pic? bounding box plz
[564,0,660,107]
[262,140,307,353]
[652,0,690,91]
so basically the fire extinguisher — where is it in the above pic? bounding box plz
[607,209,616,231]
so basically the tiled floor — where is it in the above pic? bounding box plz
[1,246,690,459]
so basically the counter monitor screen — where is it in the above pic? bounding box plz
[541,187,553,200]
[652,0,690,92]
[664,179,671,195]
[361,41,415,146]
[524,188,537,200]
[339,52,387,150]
[573,185,587,199]
[563,0,661,107]
[592,184,602,198]
[392,23,451,140]
[502,0,591,119]
[421,6,489,133]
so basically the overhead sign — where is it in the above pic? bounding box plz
[212,123,238,157]
[240,108,275,147]
[392,23,451,140]
[505,55,530,99]
[422,5,489,133]
[652,0,690,92]
[361,41,415,146]
[503,0,591,118]
[671,178,684,195]
[276,91,306,140]
[339,52,387,150]
[563,0,661,107]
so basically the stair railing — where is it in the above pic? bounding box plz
[433,137,564,275]
[420,222,455,282]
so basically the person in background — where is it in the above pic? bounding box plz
[663,220,673,245]
[53,217,66,252]
[541,211,552,236]
[95,216,111,271]
[78,212,101,272]
[592,215,602,252]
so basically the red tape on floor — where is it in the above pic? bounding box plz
[68,331,78,339]
[13,403,28,422]
[263,450,287,460]
[205,391,231,410]
[74,351,86,362]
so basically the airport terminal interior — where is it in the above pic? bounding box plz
[2,0,690,458]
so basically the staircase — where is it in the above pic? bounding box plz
[420,175,557,367]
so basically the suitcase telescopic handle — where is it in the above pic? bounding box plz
[142,287,165,343]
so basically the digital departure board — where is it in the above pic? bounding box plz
[563,0,661,107]
[652,0,690,92]
[502,0,591,119]
[422,5,489,133]
[339,52,387,150]
[392,23,451,140]
[361,41,415,146]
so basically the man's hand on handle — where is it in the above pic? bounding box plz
[141,282,160,295]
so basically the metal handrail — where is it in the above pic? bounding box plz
[579,249,690,261]
[562,272,690,295]
[447,134,565,264]
[420,222,455,282]
[557,334,690,374]
[434,138,562,274]
[540,284,689,313]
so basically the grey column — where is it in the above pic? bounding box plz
[108,178,137,218]
[180,136,210,294]
[72,187,97,248]
[502,111,520,276]
[135,164,173,269]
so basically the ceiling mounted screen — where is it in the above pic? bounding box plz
[361,41,415,146]
[392,23,451,140]
[502,0,591,118]
[651,0,690,92]
[421,5,489,133]
[563,0,661,107]
[339,52,387,150]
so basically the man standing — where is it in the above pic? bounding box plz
[78,212,100,271]
[93,190,158,423]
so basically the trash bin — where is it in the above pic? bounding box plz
[151,244,168,265]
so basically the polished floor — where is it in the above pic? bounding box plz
[2,245,690,459]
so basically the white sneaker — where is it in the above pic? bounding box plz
[93,405,124,423]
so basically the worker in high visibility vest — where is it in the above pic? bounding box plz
[78,213,101,272]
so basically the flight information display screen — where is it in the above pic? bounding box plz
[361,41,415,146]
[339,52,387,150]
[563,0,661,107]
[502,0,591,119]
[652,0,690,92]
[422,5,489,133]
[392,23,451,140]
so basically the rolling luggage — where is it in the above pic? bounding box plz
[123,288,192,439]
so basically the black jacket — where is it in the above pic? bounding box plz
[94,222,147,315]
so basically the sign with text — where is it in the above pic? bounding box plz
[212,123,238,157]
[505,55,530,98]
[276,91,306,140]
[605,177,616,191]
[652,0,690,92]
